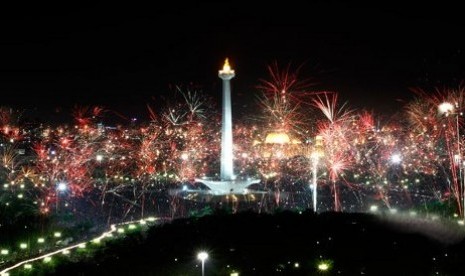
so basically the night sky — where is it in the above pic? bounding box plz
[1,3,464,122]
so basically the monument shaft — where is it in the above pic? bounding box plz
[219,59,235,181]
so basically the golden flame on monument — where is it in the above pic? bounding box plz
[219,58,234,75]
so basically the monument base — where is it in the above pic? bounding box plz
[194,178,261,195]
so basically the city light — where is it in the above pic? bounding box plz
[438,102,454,115]
[317,261,331,272]
[56,182,67,192]
[43,257,52,263]
[390,153,402,164]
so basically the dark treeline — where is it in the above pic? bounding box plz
[44,210,463,275]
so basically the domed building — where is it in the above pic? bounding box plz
[254,131,306,159]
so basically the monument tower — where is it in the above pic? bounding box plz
[195,59,259,195]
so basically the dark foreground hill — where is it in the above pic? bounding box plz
[46,210,465,275]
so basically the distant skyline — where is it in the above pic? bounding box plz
[1,3,464,121]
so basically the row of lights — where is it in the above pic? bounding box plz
[196,250,331,275]
[1,217,158,275]
[1,232,62,256]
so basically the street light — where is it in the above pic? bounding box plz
[96,154,103,162]
[56,182,68,212]
[390,153,402,164]
[57,182,68,192]
[197,251,208,276]
[438,101,464,218]
[311,135,324,213]
[438,102,455,115]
